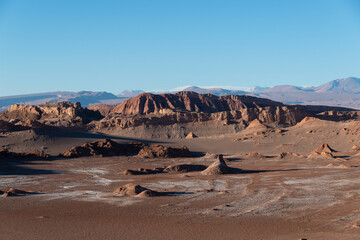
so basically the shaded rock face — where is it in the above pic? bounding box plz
[164,164,206,172]
[0,149,49,159]
[60,139,145,158]
[137,145,193,158]
[0,120,25,132]
[0,101,102,127]
[24,150,50,159]
[122,164,206,175]
[316,111,360,121]
[87,104,116,117]
[121,168,165,175]
[60,140,193,159]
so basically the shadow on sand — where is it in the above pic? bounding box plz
[32,127,169,144]
[0,158,59,176]
[157,191,193,196]
[230,168,301,174]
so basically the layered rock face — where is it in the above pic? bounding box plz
[0,102,102,127]
[110,91,284,115]
[89,92,309,130]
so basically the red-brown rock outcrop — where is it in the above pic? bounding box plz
[113,183,158,197]
[202,154,233,175]
[111,91,285,115]
[137,145,193,158]
[60,139,145,158]
[0,101,102,127]
[0,149,49,159]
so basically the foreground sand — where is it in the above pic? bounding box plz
[2,119,360,239]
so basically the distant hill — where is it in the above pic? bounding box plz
[0,91,126,112]
[261,85,311,93]
[182,86,247,96]
[117,90,144,98]
[313,77,360,93]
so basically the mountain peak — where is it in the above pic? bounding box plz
[314,77,360,93]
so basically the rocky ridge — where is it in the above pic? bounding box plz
[0,101,102,127]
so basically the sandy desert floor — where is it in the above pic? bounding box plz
[2,118,360,239]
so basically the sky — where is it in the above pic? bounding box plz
[0,0,360,96]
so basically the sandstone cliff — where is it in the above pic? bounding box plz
[110,91,284,115]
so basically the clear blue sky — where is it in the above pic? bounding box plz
[1,0,360,96]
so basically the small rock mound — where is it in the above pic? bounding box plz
[0,120,24,132]
[327,163,349,168]
[204,152,217,158]
[352,145,360,151]
[277,144,295,148]
[61,139,144,158]
[137,145,192,158]
[312,143,337,154]
[0,149,49,159]
[279,152,303,158]
[296,116,322,126]
[311,151,334,158]
[164,164,206,173]
[2,188,29,197]
[246,119,268,131]
[247,151,265,159]
[185,132,197,139]
[113,184,157,197]
[121,168,164,175]
[202,155,232,175]
[25,150,49,159]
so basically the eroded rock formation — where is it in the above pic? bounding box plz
[0,102,102,127]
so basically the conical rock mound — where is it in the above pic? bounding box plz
[185,132,197,139]
[246,119,268,131]
[312,144,337,154]
[202,155,232,175]
[352,145,360,151]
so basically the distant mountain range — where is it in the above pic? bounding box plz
[1,77,360,112]
[0,91,127,112]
